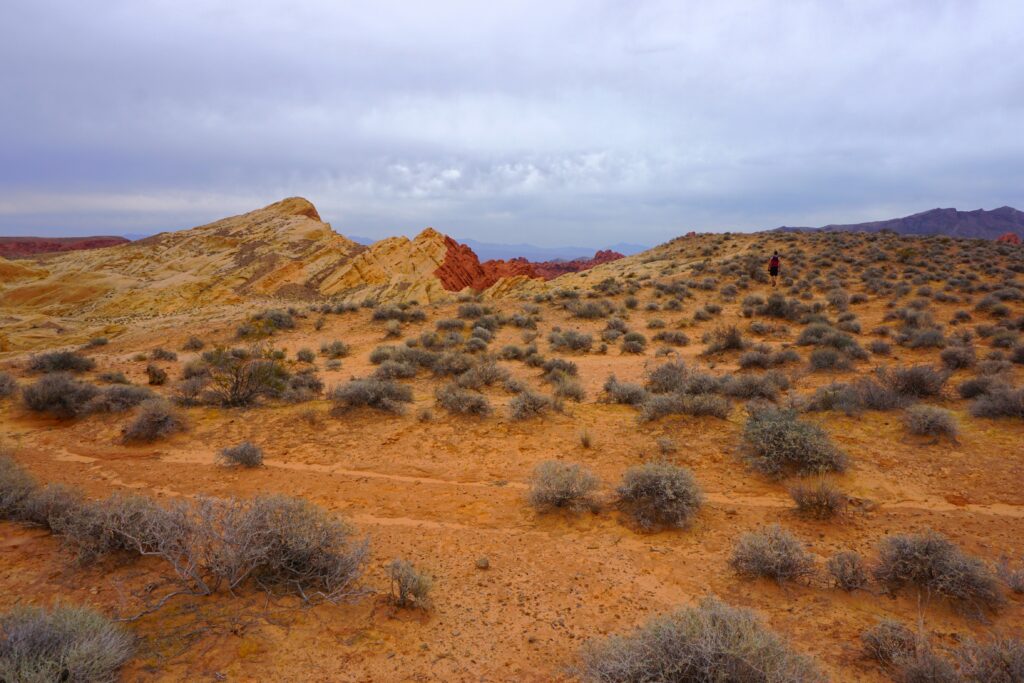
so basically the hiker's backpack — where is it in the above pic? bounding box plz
[769,255,780,269]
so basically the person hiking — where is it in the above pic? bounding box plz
[768,251,781,287]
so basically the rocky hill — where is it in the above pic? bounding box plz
[0,235,129,258]
[776,206,1024,240]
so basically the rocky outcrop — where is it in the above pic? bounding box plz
[529,249,625,279]
[0,236,129,258]
[996,232,1021,245]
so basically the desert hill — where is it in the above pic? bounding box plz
[776,205,1024,240]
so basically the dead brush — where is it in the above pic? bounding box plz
[528,461,601,513]
[788,479,848,519]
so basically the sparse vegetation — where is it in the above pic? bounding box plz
[616,462,703,530]
[730,524,815,584]
[218,442,263,468]
[528,461,600,513]
[388,559,432,609]
[122,399,186,443]
[330,379,413,414]
[742,406,848,476]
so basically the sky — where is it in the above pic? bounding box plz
[1,1,1023,245]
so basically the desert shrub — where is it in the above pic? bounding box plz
[808,348,852,371]
[552,375,585,402]
[789,480,848,519]
[183,336,205,351]
[904,405,958,440]
[509,390,561,420]
[172,377,206,407]
[151,347,178,361]
[88,385,153,413]
[874,531,1005,616]
[803,382,863,415]
[320,340,349,358]
[431,351,475,377]
[730,525,815,584]
[145,364,167,385]
[18,483,83,531]
[640,393,731,420]
[742,406,847,476]
[603,376,648,406]
[644,361,688,394]
[239,309,295,336]
[455,361,508,389]
[27,350,95,374]
[388,559,432,609]
[862,620,916,664]
[940,345,976,369]
[890,646,960,682]
[0,372,17,399]
[958,375,998,399]
[541,358,577,380]
[569,300,613,320]
[955,637,1024,682]
[329,379,413,414]
[652,330,689,346]
[296,348,315,363]
[0,604,134,683]
[123,399,186,443]
[0,455,38,521]
[51,493,182,563]
[616,462,703,530]
[218,442,263,468]
[619,332,647,354]
[203,355,289,407]
[720,372,786,401]
[703,325,747,354]
[881,365,949,398]
[528,461,600,513]
[826,551,869,591]
[970,385,1024,418]
[372,360,417,380]
[854,377,907,410]
[869,339,892,355]
[97,371,129,384]
[457,303,487,319]
[435,384,492,416]
[548,329,593,352]
[576,596,823,683]
[22,374,99,419]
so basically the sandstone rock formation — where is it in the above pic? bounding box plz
[0,235,129,258]
[996,231,1021,245]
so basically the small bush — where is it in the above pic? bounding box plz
[435,384,492,417]
[548,329,593,352]
[88,385,153,413]
[742,406,847,477]
[528,461,600,513]
[881,365,949,398]
[616,462,703,530]
[0,604,134,683]
[808,348,852,371]
[955,637,1024,682]
[789,480,848,519]
[122,399,186,443]
[940,345,976,370]
[904,405,958,440]
[957,376,998,399]
[576,596,823,683]
[0,372,17,399]
[296,348,315,363]
[320,340,350,358]
[827,551,869,591]
[28,351,95,374]
[388,559,432,609]
[862,620,916,664]
[22,374,99,419]
[730,525,815,584]
[145,364,167,385]
[644,361,688,394]
[183,336,205,351]
[603,376,648,405]
[970,385,1024,419]
[703,325,747,354]
[0,454,37,521]
[874,531,1005,616]
[150,347,178,361]
[509,391,561,420]
[329,379,413,414]
[218,442,263,468]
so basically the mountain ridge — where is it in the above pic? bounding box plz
[775,206,1024,240]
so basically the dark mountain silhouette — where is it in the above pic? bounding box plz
[775,206,1024,240]
[0,235,129,258]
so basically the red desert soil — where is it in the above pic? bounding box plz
[0,235,129,258]
[1,227,1023,681]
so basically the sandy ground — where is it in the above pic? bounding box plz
[2,255,1023,681]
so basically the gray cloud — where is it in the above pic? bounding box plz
[2,0,1023,244]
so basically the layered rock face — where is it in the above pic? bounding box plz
[0,236,129,258]
[996,232,1021,245]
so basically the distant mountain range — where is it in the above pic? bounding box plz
[775,206,1024,240]
[349,235,648,261]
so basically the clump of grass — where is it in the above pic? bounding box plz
[528,461,600,513]
[789,479,848,519]
[873,531,1005,617]
[0,604,135,683]
[742,406,848,477]
[388,559,432,609]
[576,596,824,683]
[616,462,703,531]
[730,525,815,584]
[218,442,263,468]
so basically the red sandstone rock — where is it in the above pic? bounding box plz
[529,249,625,279]
[0,236,129,259]
[996,232,1021,245]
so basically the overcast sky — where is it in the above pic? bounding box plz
[1,1,1022,245]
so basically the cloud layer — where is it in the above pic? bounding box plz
[2,0,1023,243]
